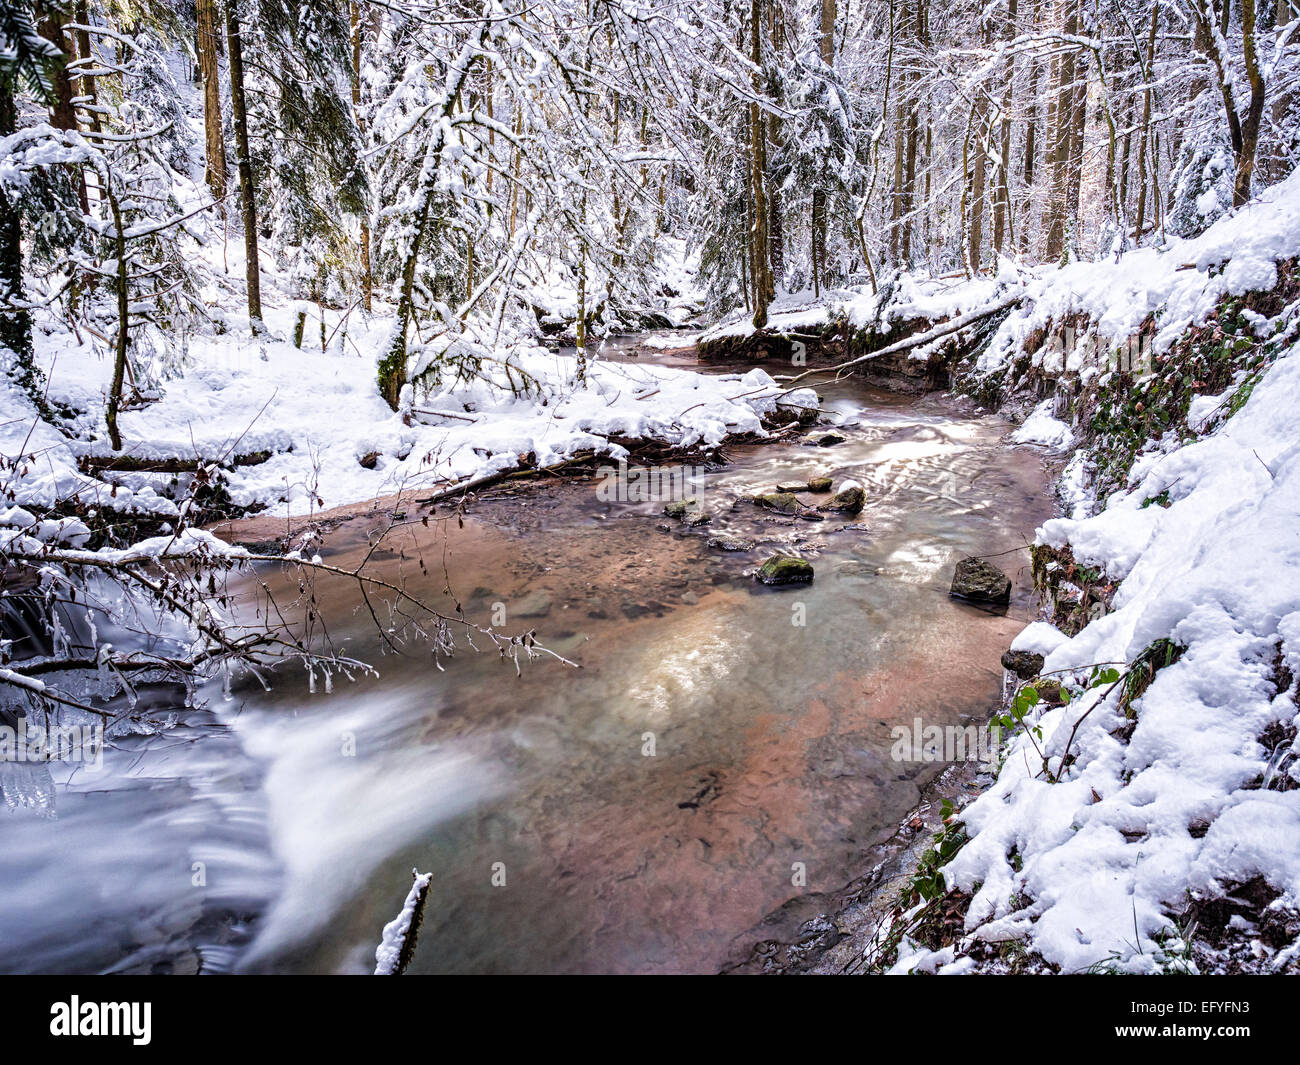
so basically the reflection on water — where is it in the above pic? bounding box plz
[0,342,1054,973]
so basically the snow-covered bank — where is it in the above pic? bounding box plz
[7,297,815,525]
[873,175,1300,976]
[893,346,1300,975]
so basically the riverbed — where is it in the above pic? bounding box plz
[0,337,1054,974]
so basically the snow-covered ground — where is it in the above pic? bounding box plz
[9,295,815,524]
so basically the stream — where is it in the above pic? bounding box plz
[0,336,1054,974]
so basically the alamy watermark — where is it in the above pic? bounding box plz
[0,718,104,771]
[1042,325,1156,375]
[595,461,707,503]
[891,717,1003,767]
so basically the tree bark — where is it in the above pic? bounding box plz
[1234,0,1267,205]
[226,0,262,329]
[0,85,31,374]
[748,0,773,328]
[350,0,372,311]
[1044,0,1080,262]
[992,0,1017,256]
[197,0,226,204]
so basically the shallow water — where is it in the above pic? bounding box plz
[0,337,1054,974]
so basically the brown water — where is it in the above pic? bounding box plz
[0,339,1053,974]
[221,346,1053,974]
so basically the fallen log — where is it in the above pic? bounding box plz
[79,449,278,475]
[777,295,1024,387]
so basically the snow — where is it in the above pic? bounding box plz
[973,168,1300,375]
[374,869,432,975]
[1010,621,1070,659]
[1010,400,1075,450]
[909,315,1300,974]
[24,299,804,519]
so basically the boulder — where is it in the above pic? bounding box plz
[755,554,814,585]
[753,491,799,514]
[1001,649,1045,679]
[822,484,865,514]
[807,476,833,493]
[950,557,1012,605]
[707,535,756,552]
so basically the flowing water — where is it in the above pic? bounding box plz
[0,337,1054,974]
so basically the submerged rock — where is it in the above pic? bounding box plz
[664,498,709,526]
[822,483,865,514]
[755,554,814,585]
[814,431,846,447]
[513,590,553,618]
[950,557,1012,604]
[753,491,799,514]
[1001,649,1045,679]
[707,535,755,552]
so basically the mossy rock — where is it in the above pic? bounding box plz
[822,485,865,514]
[1001,649,1045,679]
[663,498,697,519]
[753,491,799,514]
[707,535,755,552]
[807,476,833,493]
[756,554,814,585]
[950,557,1012,604]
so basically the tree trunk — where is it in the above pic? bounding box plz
[1234,0,1267,205]
[1134,6,1158,239]
[226,0,262,329]
[0,85,32,380]
[748,0,773,328]
[992,0,1017,256]
[73,1,99,133]
[197,0,226,204]
[105,184,129,452]
[35,2,87,215]
[350,0,372,311]
[811,0,835,292]
[1018,0,1040,255]
[1044,0,1079,262]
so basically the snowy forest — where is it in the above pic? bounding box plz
[1,0,1299,983]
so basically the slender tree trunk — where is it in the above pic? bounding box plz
[197,0,226,204]
[0,85,32,380]
[105,183,129,451]
[73,1,99,133]
[968,40,988,275]
[350,0,372,311]
[748,0,773,328]
[226,0,262,329]
[1018,0,1040,256]
[810,0,835,292]
[1134,6,1158,239]
[1235,0,1267,205]
[1044,0,1080,262]
[992,0,1017,256]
